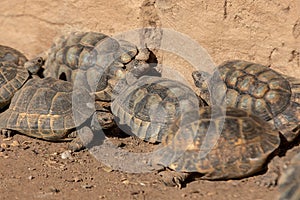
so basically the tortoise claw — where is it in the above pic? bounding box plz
[68,137,85,152]
[1,129,13,138]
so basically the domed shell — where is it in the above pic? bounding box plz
[43,32,137,83]
[153,106,280,180]
[193,60,300,142]
[0,77,90,141]
[211,60,291,121]
[111,76,204,143]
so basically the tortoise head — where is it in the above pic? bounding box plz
[24,57,44,75]
[117,39,138,64]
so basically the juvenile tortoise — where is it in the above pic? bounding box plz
[0,45,44,110]
[149,106,281,188]
[111,76,205,143]
[192,60,300,142]
[278,150,300,200]
[0,77,96,150]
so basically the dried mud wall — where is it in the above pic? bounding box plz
[0,0,299,77]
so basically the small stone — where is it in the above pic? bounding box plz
[122,179,130,185]
[1,143,8,149]
[49,187,60,193]
[67,176,83,182]
[61,150,72,159]
[10,140,20,147]
[139,182,145,186]
[28,176,34,180]
[102,165,113,172]
[82,184,93,189]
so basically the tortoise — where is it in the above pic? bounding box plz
[42,31,150,99]
[111,76,205,143]
[0,45,27,66]
[0,45,44,110]
[43,31,138,82]
[192,60,300,142]
[0,77,96,150]
[42,32,156,129]
[149,106,281,188]
[278,151,300,200]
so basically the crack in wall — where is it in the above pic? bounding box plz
[223,0,228,19]
[0,14,80,26]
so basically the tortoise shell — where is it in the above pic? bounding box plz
[0,77,90,141]
[192,60,300,142]
[152,106,280,180]
[111,76,204,143]
[43,31,137,83]
[0,56,45,110]
[0,65,29,110]
[278,152,300,200]
[0,45,27,66]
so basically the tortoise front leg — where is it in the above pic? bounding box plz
[158,170,190,188]
[0,129,14,138]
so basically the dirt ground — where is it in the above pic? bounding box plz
[0,0,299,199]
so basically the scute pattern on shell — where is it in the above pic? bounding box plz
[43,32,140,84]
[0,66,29,109]
[152,106,280,180]
[193,60,300,142]
[43,32,121,82]
[111,76,204,143]
[208,60,291,120]
[0,77,89,141]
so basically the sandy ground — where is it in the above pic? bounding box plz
[0,0,299,199]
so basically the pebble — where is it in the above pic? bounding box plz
[1,143,8,149]
[10,140,20,147]
[61,150,72,159]
[49,187,60,193]
[82,184,94,189]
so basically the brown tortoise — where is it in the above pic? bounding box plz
[192,60,300,142]
[149,106,281,188]
[111,76,205,143]
[43,31,138,82]
[42,31,156,129]
[0,77,94,150]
